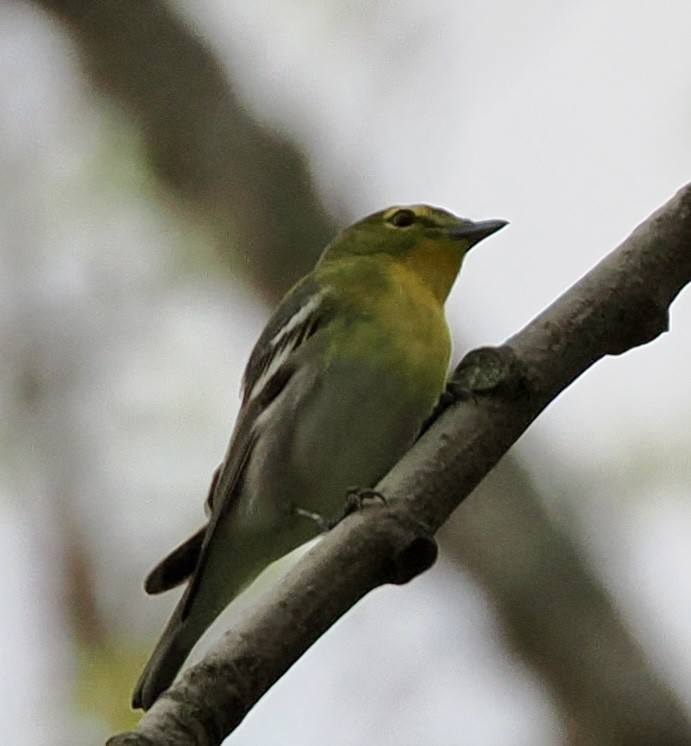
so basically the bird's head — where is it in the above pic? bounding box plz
[320,205,507,302]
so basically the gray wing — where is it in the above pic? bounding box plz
[143,276,333,598]
[179,276,334,619]
[239,274,325,407]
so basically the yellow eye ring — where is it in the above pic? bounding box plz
[389,209,415,228]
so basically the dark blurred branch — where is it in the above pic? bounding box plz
[108,186,691,745]
[33,0,338,302]
[17,358,106,647]
[443,460,684,746]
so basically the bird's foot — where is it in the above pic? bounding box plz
[418,380,471,436]
[418,346,525,438]
[344,486,387,515]
[294,488,387,532]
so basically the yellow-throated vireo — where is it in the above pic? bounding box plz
[132,204,506,710]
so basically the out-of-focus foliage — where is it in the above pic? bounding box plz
[75,641,145,731]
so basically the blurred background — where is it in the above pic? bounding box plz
[2,1,691,744]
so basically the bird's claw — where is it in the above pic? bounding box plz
[293,488,387,533]
[344,486,387,515]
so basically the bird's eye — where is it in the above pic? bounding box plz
[390,209,415,228]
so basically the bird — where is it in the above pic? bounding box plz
[132,204,507,710]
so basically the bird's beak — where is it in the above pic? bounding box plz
[445,218,508,249]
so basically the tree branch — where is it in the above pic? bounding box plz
[107,184,691,744]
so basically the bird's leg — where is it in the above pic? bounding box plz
[418,346,525,438]
[293,506,331,533]
[418,380,471,437]
[295,487,387,532]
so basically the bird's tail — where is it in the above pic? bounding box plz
[131,560,252,711]
[144,526,205,595]
[132,516,320,710]
[131,594,199,711]
[131,527,287,710]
